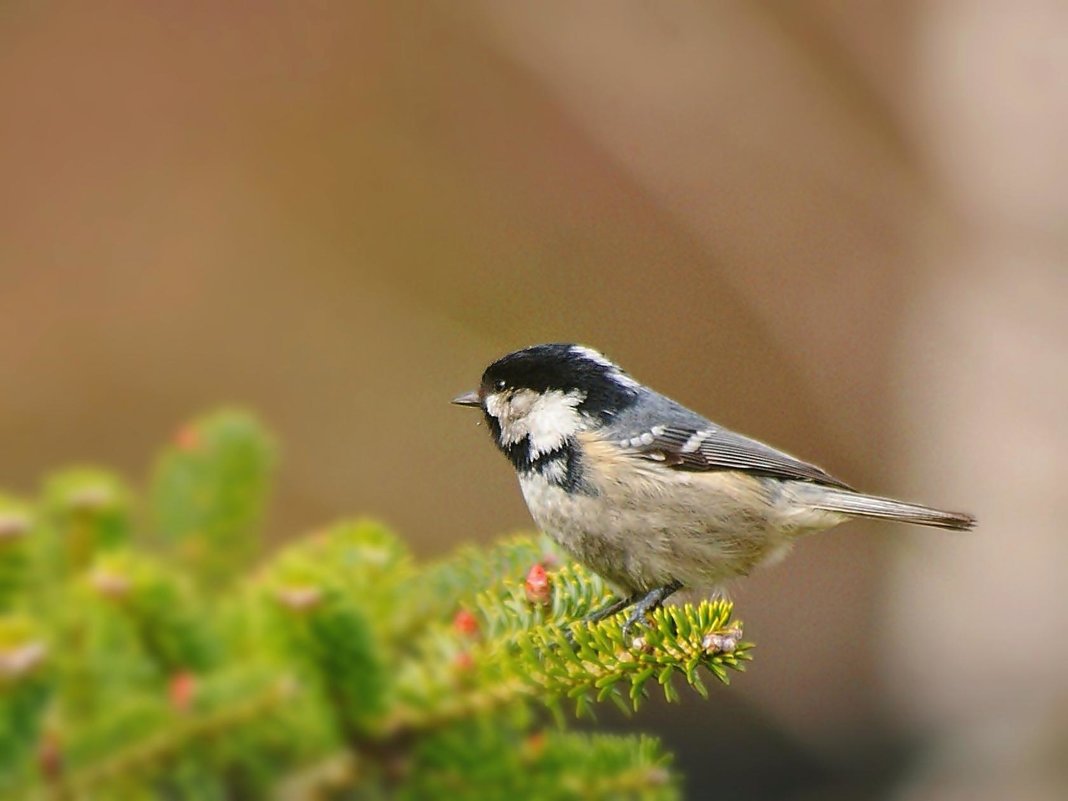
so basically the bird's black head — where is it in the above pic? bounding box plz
[452,344,640,479]
[479,344,639,421]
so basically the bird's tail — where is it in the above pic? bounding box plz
[811,488,976,531]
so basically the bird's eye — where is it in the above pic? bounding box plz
[495,379,506,390]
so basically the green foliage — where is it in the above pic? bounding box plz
[85,550,220,673]
[413,535,548,620]
[0,614,51,794]
[0,495,35,611]
[0,408,752,799]
[150,409,276,588]
[398,718,677,801]
[57,666,329,800]
[39,468,132,581]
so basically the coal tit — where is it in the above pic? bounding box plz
[453,344,975,631]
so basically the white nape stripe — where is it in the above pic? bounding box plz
[570,345,616,369]
[680,430,711,453]
[569,345,640,389]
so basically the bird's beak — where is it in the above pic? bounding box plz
[451,390,481,408]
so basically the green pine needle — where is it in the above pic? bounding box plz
[1,407,754,799]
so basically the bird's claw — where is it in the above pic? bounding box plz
[620,581,683,641]
[558,582,683,647]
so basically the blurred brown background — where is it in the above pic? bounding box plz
[2,2,1066,799]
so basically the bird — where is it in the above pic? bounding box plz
[452,343,975,633]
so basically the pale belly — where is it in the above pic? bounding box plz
[518,469,840,594]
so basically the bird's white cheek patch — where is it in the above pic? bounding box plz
[487,389,587,457]
[485,391,530,443]
[483,392,508,424]
[526,390,586,457]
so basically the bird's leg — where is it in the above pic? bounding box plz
[581,593,640,625]
[621,581,683,638]
[560,592,640,647]
[563,581,683,646]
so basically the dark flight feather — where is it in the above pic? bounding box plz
[630,425,854,490]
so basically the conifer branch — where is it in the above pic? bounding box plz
[55,673,298,797]
[1,408,753,799]
[383,558,751,732]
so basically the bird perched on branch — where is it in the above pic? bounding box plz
[453,343,974,634]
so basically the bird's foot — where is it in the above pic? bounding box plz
[562,594,635,646]
[620,581,683,640]
[562,582,683,646]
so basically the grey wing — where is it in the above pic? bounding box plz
[626,425,854,490]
